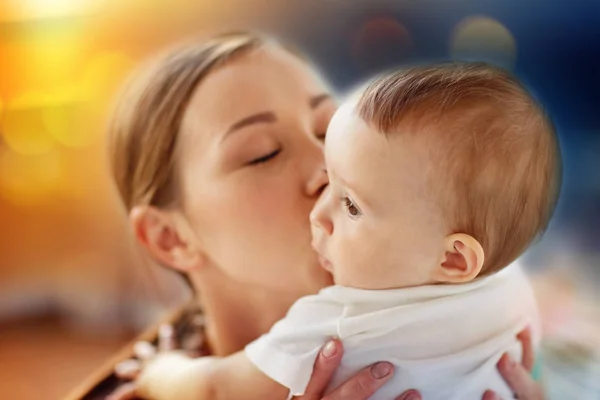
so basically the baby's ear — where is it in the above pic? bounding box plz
[432,233,484,283]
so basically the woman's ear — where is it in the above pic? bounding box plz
[129,205,204,273]
[432,233,485,283]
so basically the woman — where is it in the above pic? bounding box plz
[107,32,543,400]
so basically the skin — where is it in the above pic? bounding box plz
[132,44,336,356]
[311,99,484,289]
[114,43,544,400]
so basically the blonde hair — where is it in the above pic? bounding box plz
[107,32,269,211]
[356,62,561,276]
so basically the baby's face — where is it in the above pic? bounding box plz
[310,101,448,289]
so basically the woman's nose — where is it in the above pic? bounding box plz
[306,165,329,198]
[303,135,328,197]
[310,190,334,235]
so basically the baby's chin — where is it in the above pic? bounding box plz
[317,255,334,272]
[312,257,334,288]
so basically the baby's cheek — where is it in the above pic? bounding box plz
[337,235,374,282]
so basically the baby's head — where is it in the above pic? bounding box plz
[310,62,561,289]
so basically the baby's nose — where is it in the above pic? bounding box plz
[310,205,333,235]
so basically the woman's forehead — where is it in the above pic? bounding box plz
[185,48,328,126]
[178,47,330,149]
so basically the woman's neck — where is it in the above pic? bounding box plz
[191,266,304,356]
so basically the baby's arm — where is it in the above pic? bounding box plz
[135,294,343,400]
[136,351,289,400]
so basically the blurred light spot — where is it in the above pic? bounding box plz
[2,93,56,155]
[351,17,412,70]
[42,85,95,148]
[43,101,94,148]
[81,52,135,113]
[25,28,88,91]
[80,52,136,123]
[5,0,105,21]
[0,147,62,205]
[450,16,517,68]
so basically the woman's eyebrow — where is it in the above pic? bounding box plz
[310,93,332,109]
[221,94,331,142]
[221,111,277,142]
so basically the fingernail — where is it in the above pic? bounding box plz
[517,325,531,338]
[484,391,500,400]
[506,354,516,370]
[134,341,156,358]
[322,340,337,358]
[399,390,420,400]
[498,353,515,371]
[160,323,174,337]
[371,362,392,379]
[115,360,137,375]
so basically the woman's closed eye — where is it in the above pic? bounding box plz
[342,197,362,219]
[248,149,281,165]
[315,132,326,141]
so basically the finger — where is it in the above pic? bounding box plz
[302,339,343,396]
[106,382,138,400]
[324,362,394,400]
[394,389,422,400]
[516,327,535,372]
[497,353,543,400]
[182,331,205,356]
[114,359,142,380]
[159,324,177,352]
[482,390,503,400]
[134,341,156,361]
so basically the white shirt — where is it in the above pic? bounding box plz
[245,263,540,400]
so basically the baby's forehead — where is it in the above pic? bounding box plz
[328,96,435,164]
[328,106,432,181]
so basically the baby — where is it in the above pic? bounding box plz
[134,62,560,400]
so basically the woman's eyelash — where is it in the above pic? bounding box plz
[342,197,361,218]
[249,149,281,165]
[315,132,326,141]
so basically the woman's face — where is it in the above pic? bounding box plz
[176,45,337,296]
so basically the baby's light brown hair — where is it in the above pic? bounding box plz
[356,62,561,276]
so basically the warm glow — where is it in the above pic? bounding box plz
[2,92,57,155]
[0,147,62,205]
[81,52,135,109]
[6,0,103,20]
[43,101,94,148]
[19,27,88,95]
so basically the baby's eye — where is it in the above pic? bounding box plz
[342,197,361,219]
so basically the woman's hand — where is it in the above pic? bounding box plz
[482,327,545,400]
[296,339,421,400]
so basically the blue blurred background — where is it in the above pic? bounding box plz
[0,0,598,398]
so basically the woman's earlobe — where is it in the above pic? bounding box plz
[433,233,485,283]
